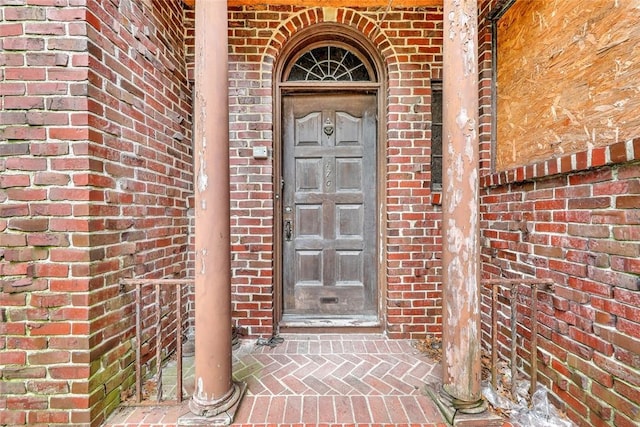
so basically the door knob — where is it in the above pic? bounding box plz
[323,118,334,136]
[284,219,293,241]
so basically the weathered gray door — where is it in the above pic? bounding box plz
[282,94,377,319]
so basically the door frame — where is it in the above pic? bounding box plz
[273,24,387,332]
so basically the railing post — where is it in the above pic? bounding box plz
[491,285,498,390]
[176,283,183,403]
[510,284,519,400]
[135,284,142,403]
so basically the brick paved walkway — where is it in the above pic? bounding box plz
[104,334,448,427]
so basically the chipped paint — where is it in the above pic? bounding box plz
[460,12,475,76]
[447,0,476,77]
[464,119,476,160]
[200,248,207,275]
[447,10,456,40]
[197,152,208,193]
[195,377,206,400]
[456,107,468,129]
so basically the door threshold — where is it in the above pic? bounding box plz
[279,314,380,329]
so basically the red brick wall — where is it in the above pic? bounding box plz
[85,0,192,424]
[4,2,635,427]
[380,8,443,337]
[0,1,192,425]
[185,5,446,338]
[479,145,640,427]
[0,3,93,425]
[479,2,640,426]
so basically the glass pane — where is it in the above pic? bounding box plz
[432,156,443,186]
[287,46,371,82]
[431,87,443,123]
[288,65,309,81]
[431,81,443,189]
[431,125,442,155]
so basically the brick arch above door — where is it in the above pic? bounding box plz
[183,6,438,94]
[259,7,401,83]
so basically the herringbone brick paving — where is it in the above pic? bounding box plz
[104,334,448,427]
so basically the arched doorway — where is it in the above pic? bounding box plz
[274,24,386,329]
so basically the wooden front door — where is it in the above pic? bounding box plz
[282,93,377,321]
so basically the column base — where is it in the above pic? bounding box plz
[425,382,502,427]
[178,381,246,426]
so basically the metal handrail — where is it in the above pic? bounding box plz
[483,278,554,399]
[121,278,194,406]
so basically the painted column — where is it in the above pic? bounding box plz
[441,0,482,404]
[188,0,243,419]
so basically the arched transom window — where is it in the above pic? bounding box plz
[285,44,375,82]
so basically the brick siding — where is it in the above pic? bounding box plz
[478,1,640,425]
[85,1,193,424]
[1,1,638,426]
[478,152,640,427]
[1,2,92,425]
[1,1,192,425]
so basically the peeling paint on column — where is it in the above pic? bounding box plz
[188,0,242,419]
[459,6,476,76]
[447,5,456,41]
[447,0,476,77]
[198,150,208,210]
[197,135,208,188]
[200,249,207,275]
[464,120,476,160]
[195,377,206,400]
[442,0,481,404]
[456,108,469,129]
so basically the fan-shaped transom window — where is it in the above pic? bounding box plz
[286,45,374,82]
